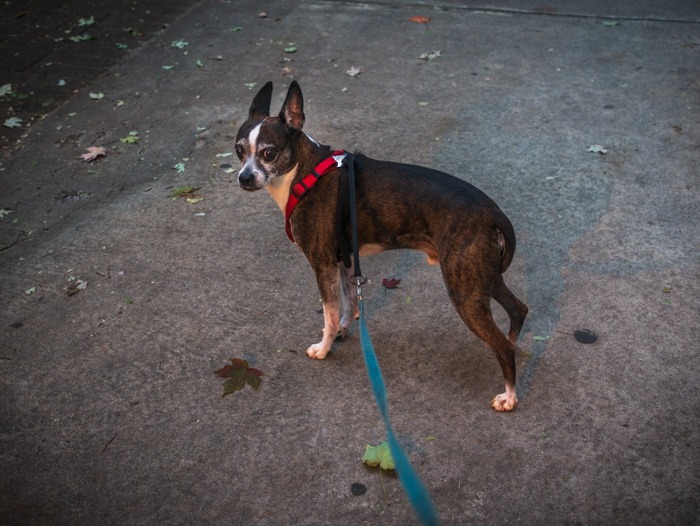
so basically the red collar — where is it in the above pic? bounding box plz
[285,150,346,242]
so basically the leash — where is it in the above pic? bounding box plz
[345,154,441,526]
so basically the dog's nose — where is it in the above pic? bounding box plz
[238,169,257,190]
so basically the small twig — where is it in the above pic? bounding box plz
[252,309,269,320]
[100,433,118,456]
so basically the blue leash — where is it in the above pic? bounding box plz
[358,301,441,526]
[344,152,440,525]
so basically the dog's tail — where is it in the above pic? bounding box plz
[496,216,516,274]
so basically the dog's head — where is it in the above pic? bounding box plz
[235,81,305,191]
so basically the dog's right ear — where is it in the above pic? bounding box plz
[248,81,273,119]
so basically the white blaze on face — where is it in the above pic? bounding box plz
[240,122,262,174]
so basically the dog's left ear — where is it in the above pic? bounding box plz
[279,81,305,131]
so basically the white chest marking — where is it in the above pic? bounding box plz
[266,164,298,214]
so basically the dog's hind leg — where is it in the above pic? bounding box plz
[441,239,518,411]
[455,296,519,411]
[492,274,528,344]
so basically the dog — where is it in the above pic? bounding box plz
[235,81,528,411]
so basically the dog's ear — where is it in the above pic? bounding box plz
[279,81,305,131]
[249,81,273,119]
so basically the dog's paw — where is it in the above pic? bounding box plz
[306,342,330,360]
[491,392,518,412]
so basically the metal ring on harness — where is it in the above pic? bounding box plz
[350,274,367,287]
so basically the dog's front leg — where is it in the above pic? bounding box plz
[306,265,341,360]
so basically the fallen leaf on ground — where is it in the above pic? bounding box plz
[89,92,104,100]
[214,357,264,395]
[169,185,200,200]
[0,84,11,97]
[3,117,22,128]
[346,65,361,77]
[409,15,431,23]
[25,286,36,295]
[80,146,106,162]
[533,335,550,341]
[419,50,442,60]
[120,131,139,144]
[587,145,608,154]
[0,209,13,219]
[362,442,395,470]
[382,277,401,289]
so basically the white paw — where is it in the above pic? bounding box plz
[306,342,330,360]
[491,392,518,412]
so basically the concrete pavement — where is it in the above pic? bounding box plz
[1,1,698,524]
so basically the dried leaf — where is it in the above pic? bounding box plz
[346,65,361,77]
[382,277,401,289]
[80,146,106,162]
[419,50,442,60]
[215,357,264,396]
[587,145,608,154]
[3,117,22,128]
[409,15,431,24]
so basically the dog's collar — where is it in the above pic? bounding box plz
[285,150,346,243]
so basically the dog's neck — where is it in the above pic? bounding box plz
[265,131,332,215]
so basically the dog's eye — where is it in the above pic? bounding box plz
[261,147,278,162]
[235,145,244,160]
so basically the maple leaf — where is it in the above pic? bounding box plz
[409,15,431,24]
[362,441,395,470]
[382,277,401,289]
[346,65,361,77]
[215,358,263,395]
[80,146,106,162]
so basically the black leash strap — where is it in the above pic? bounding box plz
[346,153,364,283]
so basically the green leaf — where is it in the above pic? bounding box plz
[77,16,95,27]
[69,34,94,42]
[173,162,185,172]
[89,92,104,100]
[533,335,550,341]
[284,45,297,53]
[171,39,189,49]
[0,84,12,97]
[362,441,395,470]
[0,208,13,219]
[120,131,139,144]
